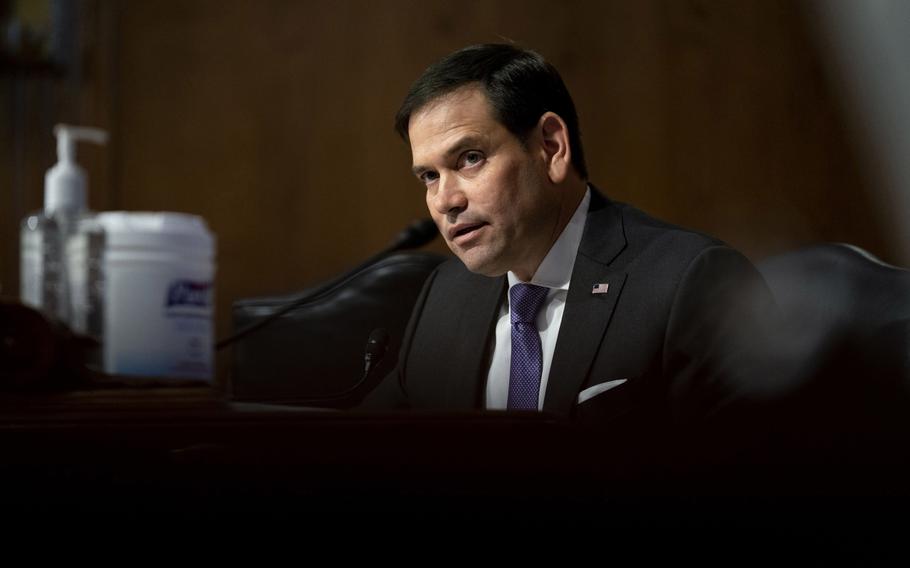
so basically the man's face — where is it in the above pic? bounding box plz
[408,86,563,280]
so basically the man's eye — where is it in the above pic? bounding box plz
[460,151,485,168]
[420,171,439,185]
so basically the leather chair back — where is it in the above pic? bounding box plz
[755,243,910,441]
[230,251,447,407]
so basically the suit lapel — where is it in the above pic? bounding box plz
[447,274,506,407]
[543,190,628,416]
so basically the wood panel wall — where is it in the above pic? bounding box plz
[2,0,894,385]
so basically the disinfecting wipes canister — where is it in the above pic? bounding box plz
[78,212,216,381]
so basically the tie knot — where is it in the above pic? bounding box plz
[509,283,549,325]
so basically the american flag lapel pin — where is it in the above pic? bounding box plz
[591,282,609,295]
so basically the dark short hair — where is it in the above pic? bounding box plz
[394,44,588,180]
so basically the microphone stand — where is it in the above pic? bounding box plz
[283,327,390,405]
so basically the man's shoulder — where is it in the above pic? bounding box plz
[612,200,725,251]
[588,195,737,272]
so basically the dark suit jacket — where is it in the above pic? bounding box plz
[365,189,776,428]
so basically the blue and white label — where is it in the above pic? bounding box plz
[165,280,212,309]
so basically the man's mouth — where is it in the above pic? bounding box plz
[448,222,487,243]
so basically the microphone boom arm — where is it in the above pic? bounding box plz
[215,218,437,351]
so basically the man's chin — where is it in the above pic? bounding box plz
[454,251,507,278]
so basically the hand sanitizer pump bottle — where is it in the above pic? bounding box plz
[20,124,108,325]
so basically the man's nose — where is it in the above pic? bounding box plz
[430,174,467,216]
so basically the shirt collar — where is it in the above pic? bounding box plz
[507,186,591,291]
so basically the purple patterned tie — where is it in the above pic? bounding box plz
[508,283,550,410]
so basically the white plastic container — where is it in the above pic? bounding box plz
[69,212,216,381]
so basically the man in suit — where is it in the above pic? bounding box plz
[366,44,775,429]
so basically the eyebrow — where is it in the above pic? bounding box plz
[411,135,485,177]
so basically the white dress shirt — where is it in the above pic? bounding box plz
[484,187,591,410]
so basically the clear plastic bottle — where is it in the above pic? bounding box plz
[20,124,108,326]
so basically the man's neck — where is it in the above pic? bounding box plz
[514,179,587,281]
[511,183,591,285]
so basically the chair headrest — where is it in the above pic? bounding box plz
[757,243,910,324]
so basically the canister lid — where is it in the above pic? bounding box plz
[93,212,216,256]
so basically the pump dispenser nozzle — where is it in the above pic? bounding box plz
[55,125,108,162]
[45,124,108,215]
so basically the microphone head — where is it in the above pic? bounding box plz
[365,327,390,359]
[389,218,438,251]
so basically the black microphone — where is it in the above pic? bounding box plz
[216,219,438,350]
[282,328,390,405]
[362,327,390,378]
[385,218,438,253]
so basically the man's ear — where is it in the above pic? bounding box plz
[537,112,571,184]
